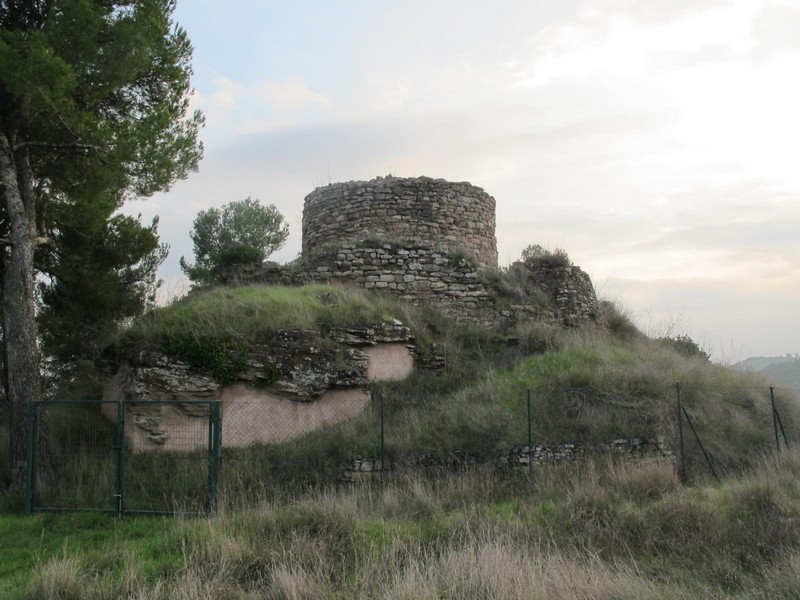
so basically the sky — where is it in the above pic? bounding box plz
[126,0,800,361]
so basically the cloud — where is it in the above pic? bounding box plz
[603,275,800,360]
[256,80,332,112]
[211,76,243,108]
[512,4,737,88]
[147,0,800,358]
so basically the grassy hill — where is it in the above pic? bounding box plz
[3,283,800,598]
[109,284,795,478]
[736,356,800,393]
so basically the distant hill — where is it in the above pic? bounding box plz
[736,355,800,392]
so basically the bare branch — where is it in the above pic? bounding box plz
[12,140,101,153]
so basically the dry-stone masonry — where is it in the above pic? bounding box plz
[303,176,498,268]
[101,324,421,452]
[235,175,600,327]
[344,437,674,481]
[234,241,598,327]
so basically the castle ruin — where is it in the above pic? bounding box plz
[236,175,599,327]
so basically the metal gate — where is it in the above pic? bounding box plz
[24,400,221,516]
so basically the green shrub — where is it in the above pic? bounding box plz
[159,336,250,384]
[520,244,571,268]
[655,334,710,361]
[481,265,551,306]
[598,299,642,341]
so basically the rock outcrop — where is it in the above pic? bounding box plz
[102,323,424,452]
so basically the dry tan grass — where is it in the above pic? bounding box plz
[25,452,800,599]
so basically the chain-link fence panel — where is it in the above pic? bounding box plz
[26,400,220,516]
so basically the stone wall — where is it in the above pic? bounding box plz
[101,324,422,452]
[344,437,674,481]
[302,176,498,268]
[233,242,598,327]
[230,175,599,327]
[529,266,599,326]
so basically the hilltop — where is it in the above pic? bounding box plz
[736,355,800,392]
[101,282,792,481]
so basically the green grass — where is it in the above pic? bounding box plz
[3,283,794,514]
[21,283,792,506]
[6,451,800,598]
[119,284,405,349]
[0,512,183,599]
[371,327,790,473]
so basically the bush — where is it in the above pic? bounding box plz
[480,245,574,309]
[520,244,571,268]
[656,335,710,361]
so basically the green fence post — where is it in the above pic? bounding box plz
[380,393,386,478]
[771,387,790,450]
[208,401,222,515]
[681,402,719,481]
[676,382,686,482]
[770,386,781,452]
[115,400,125,515]
[526,388,533,473]
[24,402,36,515]
[776,411,789,450]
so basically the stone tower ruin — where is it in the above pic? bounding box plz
[235,175,598,327]
[302,176,498,268]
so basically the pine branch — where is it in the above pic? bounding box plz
[12,140,101,153]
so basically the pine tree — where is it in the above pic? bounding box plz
[1,0,203,487]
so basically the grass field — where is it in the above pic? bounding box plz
[2,284,799,598]
[4,451,800,598]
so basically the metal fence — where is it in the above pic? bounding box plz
[22,383,798,514]
[365,383,798,482]
[25,400,221,516]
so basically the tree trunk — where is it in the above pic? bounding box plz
[0,131,42,489]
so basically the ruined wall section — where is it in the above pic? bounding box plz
[530,267,599,326]
[302,176,498,268]
[233,243,598,327]
[232,175,598,327]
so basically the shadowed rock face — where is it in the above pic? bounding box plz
[101,324,421,452]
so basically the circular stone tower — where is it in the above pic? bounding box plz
[302,176,498,268]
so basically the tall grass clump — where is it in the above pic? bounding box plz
[597,299,642,341]
[17,451,800,599]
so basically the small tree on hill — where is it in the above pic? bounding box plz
[180,198,289,286]
[656,334,710,361]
